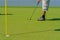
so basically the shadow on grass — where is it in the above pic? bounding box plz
[11,29,60,35]
[46,18,60,21]
[10,29,60,35]
[10,30,50,36]
[0,29,60,36]
[54,29,60,31]
[0,13,13,15]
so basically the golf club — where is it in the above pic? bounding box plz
[29,2,39,20]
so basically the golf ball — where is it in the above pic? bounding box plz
[6,34,10,37]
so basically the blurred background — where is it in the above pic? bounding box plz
[0,0,60,7]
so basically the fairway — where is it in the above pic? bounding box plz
[0,7,60,40]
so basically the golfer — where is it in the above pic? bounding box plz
[37,0,50,21]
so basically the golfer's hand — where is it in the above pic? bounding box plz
[37,0,40,4]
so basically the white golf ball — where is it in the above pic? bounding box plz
[6,35,10,37]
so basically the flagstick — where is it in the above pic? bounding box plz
[5,0,10,37]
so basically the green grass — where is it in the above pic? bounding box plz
[0,7,60,40]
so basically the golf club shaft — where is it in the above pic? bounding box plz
[30,3,39,20]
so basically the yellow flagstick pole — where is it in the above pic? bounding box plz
[5,0,9,37]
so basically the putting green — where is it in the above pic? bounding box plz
[0,7,60,40]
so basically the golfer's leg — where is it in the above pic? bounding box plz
[41,0,48,20]
[42,0,47,16]
[38,0,50,21]
[41,0,50,20]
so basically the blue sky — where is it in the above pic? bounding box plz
[0,0,60,6]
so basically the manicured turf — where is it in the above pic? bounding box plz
[0,7,60,40]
